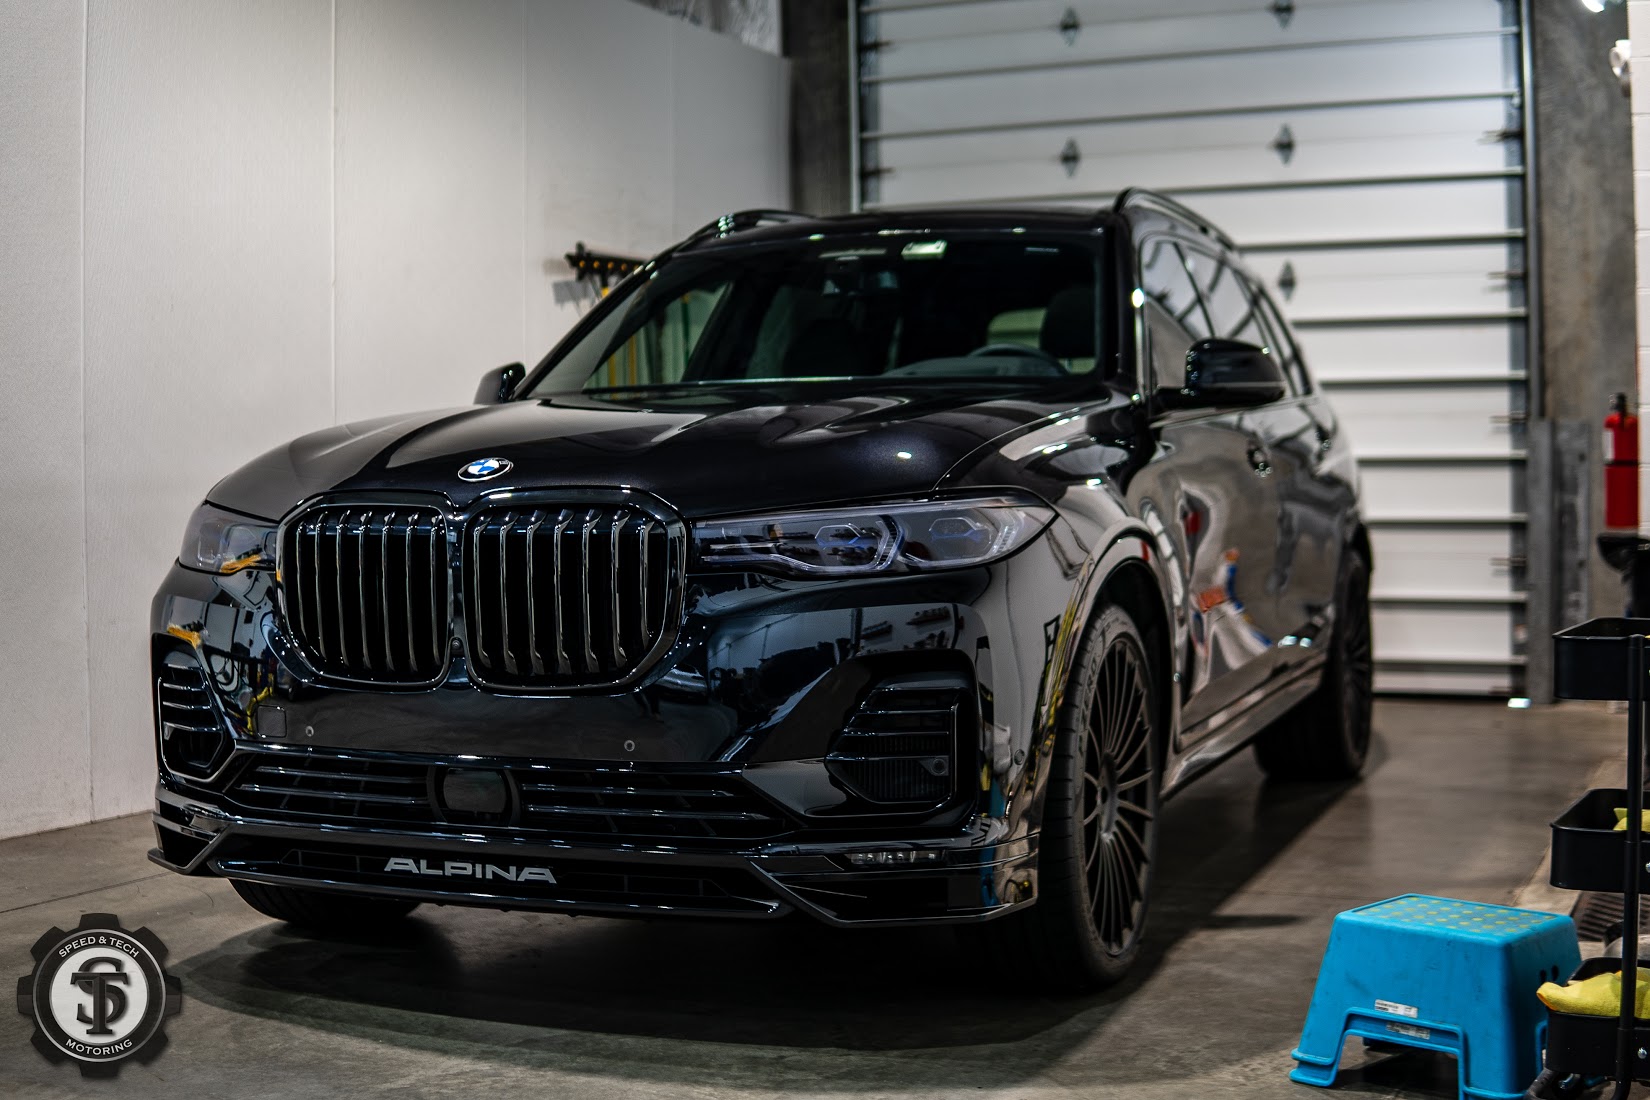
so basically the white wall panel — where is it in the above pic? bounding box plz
[335,0,528,421]
[82,1,335,822]
[0,0,787,838]
[523,0,789,357]
[526,0,675,357]
[0,0,90,839]
[671,20,791,236]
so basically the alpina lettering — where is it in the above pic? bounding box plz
[384,857,555,884]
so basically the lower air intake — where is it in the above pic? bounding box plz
[156,652,229,777]
[827,674,965,805]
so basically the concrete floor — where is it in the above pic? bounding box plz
[0,700,1634,1099]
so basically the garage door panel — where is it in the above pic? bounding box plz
[1374,663,1519,695]
[1359,462,1517,519]
[1369,526,1518,599]
[868,0,1509,83]
[872,37,1512,136]
[1371,603,1516,664]
[1182,179,1521,247]
[1301,323,1521,383]
[1331,383,1522,456]
[873,99,1518,206]
[1255,243,1519,322]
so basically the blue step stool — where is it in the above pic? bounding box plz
[1290,894,1581,1100]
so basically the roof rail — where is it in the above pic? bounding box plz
[1112,188,1237,251]
[680,208,814,248]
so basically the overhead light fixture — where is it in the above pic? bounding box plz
[1581,0,1606,11]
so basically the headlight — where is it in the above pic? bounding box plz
[693,494,1054,577]
[180,503,277,574]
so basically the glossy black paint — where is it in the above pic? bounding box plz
[1162,338,1289,410]
[149,204,1363,926]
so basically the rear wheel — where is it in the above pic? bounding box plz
[972,604,1160,992]
[231,880,420,930]
[1252,549,1373,781]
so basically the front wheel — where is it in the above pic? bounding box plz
[971,604,1160,992]
[1252,548,1373,781]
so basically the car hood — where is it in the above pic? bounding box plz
[208,390,1099,520]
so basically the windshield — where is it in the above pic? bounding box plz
[522,234,1107,402]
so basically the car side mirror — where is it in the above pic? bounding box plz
[1157,339,1286,410]
[475,362,525,405]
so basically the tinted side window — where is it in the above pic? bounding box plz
[1185,249,1265,348]
[1237,275,1294,396]
[1139,238,1211,341]
[1251,284,1312,395]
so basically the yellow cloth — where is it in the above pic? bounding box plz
[1538,968,1650,1018]
[1612,808,1650,832]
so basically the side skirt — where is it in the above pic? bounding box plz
[1161,655,1327,796]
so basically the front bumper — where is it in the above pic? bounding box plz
[149,516,1089,924]
[150,781,1037,926]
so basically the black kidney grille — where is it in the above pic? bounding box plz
[282,505,449,683]
[464,506,679,689]
[827,677,964,805]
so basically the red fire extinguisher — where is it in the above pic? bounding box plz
[1605,392,1639,530]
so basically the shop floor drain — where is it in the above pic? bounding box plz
[1570,890,1650,941]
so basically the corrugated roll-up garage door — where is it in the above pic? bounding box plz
[855,0,1531,695]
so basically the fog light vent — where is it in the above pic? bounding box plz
[156,654,229,778]
[826,675,963,805]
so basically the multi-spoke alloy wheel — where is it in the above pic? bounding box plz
[970,603,1160,991]
[1081,637,1154,957]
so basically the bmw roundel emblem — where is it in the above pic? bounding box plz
[458,456,513,482]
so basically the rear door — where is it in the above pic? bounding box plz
[1247,277,1350,665]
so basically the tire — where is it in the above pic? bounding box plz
[971,604,1161,993]
[230,880,420,930]
[1252,549,1373,781]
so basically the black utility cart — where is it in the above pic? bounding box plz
[1531,619,1650,1099]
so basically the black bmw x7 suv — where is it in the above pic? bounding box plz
[150,189,1368,989]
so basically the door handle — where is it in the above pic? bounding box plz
[1247,444,1274,478]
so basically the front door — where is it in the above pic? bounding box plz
[1128,237,1285,738]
